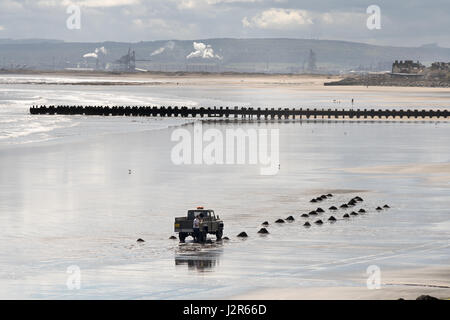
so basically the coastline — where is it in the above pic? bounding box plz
[1,72,449,107]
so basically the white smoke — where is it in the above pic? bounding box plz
[186,42,222,60]
[83,52,98,59]
[83,46,107,59]
[96,46,107,55]
[151,47,165,56]
[151,41,175,56]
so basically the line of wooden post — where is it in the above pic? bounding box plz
[29,105,450,120]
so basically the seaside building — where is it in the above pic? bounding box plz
[428,62,450,80]
[392,60,425,74]
[430,62,450,71]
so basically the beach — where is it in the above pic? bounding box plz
[0,73,449,299]
[233,266,450,299]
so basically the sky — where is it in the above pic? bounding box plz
[0,0,449,47]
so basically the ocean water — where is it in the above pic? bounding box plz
[1,75,450,146]
[0,75,449,299]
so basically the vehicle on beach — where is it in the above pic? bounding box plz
[174,207,224,243]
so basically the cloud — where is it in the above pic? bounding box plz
[133,18,171,30]
[132,17,198,39]
[243,8,314,29]
[1,0,449,47]
[0,26,4,31]
[177,0,262,10]
[186,42,222,59]
[319,11,366,25]
[0,0,23,10]
[177,0,196,9]
[38,0,140,8]
[77,0,140,7]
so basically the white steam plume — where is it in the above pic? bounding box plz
[186,42,222,60]
[83,52,98,59]
[151,41,175,56]
[83,46,107,59]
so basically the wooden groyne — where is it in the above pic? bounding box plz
[29,105,450,120]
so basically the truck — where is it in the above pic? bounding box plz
[174,207,224,243]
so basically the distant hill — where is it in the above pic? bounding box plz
[0,38,64,44]
[1,38,450,74]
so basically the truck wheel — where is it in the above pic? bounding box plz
[216,229,223,241]
[179,232,187,243]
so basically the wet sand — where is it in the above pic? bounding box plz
[1,120,450,299]
[1,74,449,299]
[2,72,450,107]
[340,162,450,175]
[339,162,450,187]
[233,266,450,300]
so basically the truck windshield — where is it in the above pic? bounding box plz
[188,210,210,219]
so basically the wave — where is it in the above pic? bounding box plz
[0,76,167,86]
[0,82,198,146]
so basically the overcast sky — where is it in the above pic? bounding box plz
[0,0,449,47]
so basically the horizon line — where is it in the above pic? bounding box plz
[0,37,447,50]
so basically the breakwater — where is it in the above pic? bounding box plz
[29,105,450,120]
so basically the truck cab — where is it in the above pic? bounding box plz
[174,207,224,243]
